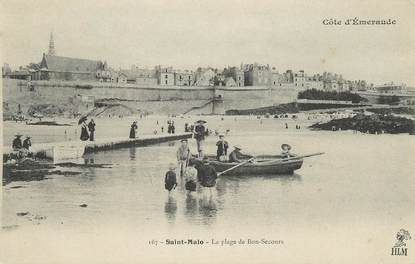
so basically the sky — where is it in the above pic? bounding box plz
[1,0,415,86]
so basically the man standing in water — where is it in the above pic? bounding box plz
[199,157,218,199]
[194,120,206,158]
[176,139,191,177]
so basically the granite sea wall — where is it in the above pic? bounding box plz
[2,79,301,115]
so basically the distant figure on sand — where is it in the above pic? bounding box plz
[177,139,191,176]
[88,119,96,141]
[129,121,138,138]
[12,134,23,150]
[194,120,207,158]
[216,135,229,161]
[229,145,252,163]
[164,163,178,193]
[80,121,89,141]
[171,121,175,134]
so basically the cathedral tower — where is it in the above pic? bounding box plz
[48,32,56,56]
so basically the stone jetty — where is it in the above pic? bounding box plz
[3,133,193,163]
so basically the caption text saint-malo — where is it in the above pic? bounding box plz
[323,18,397,26]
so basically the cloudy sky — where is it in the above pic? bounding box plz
[1,0,414,85]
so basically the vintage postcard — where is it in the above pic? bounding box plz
[1,0,414,263]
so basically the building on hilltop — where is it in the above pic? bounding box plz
[194,67,215,86]
[224,77,237,87]
[223,66,244,87]
[117,72,128,84]
[174,70,194,86]
[293,70,306,88]
[374,83,407,94]
[156,66,175,86]
[120,67,157,85]
[242,63,271,86]
[2,63,12,78]
[7,68,33,81]
[34,53,106,81]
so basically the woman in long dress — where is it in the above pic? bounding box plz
[80,121,89,141]
[129,121,138,138]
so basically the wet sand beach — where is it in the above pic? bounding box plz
[1,114,415,263]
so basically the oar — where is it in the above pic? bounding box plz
[217,157,255,176]
[279,152,325,162]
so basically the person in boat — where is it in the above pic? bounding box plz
[216,135,229,161]
[22,136,32,150]
[80,121,89,141]
[176,139,191,177]
[129,121,138,139]
[194,120,206,158]
[281,144,296,159]
[12,134,23,150]
[199,157,218,198]
[228,145,253,163]
[164,163,178,193]
[184,159,198,193]
[87,119,96,141]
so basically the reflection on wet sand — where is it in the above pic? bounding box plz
[129,147,136,161]
[184,194,197,221]
[198,195,217,225]
[163,174,301,226]
[164,196,177,223]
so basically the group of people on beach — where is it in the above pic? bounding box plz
[165,119,296,198]
[10,134,32,160]
[165,138,218,198]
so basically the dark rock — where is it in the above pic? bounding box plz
[16,212,29,216]
[310,113,415,134]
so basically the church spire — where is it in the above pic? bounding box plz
[48,32,56,56]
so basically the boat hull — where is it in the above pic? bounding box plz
[208,157,303,176]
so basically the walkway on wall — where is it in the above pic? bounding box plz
[83,104,137,118]
[182,99,214,115]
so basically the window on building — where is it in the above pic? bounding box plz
[165,80,168,85]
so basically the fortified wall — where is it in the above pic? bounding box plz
[2,79,300,115]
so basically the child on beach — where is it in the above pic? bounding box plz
[281,144,296,159]
[164,163,178,193]
[184,160,198,193]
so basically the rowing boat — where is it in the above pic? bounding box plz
[206,155,303,176]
